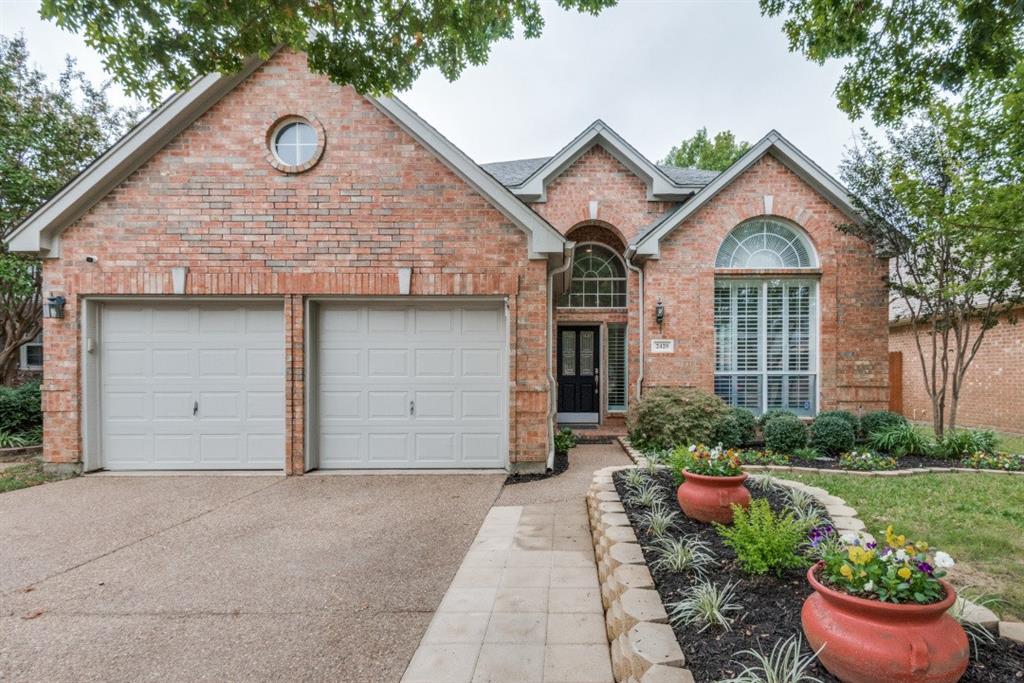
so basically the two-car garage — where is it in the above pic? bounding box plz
[93,299,508,471]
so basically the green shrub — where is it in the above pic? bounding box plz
[816,410,858,433]
[756,409,798,428]
[859,410,907,437]
[714,500,809,576]
[0,382,42,434]
[628,387,729,451]
[553,428,577,454]
[713,407,757,449]
[839,450,899,470]
[790,447,819,461]
[762,414,807,453]
[938,429,998,458]
[809,415,856,456]
[868,422,934,457]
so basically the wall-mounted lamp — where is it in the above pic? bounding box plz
[655,297,665,327]
[44,295,67,319]
[171,266,188,295]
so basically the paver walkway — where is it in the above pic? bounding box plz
[402,443,630,683]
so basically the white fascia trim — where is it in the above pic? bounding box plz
[510,120,700,202]
[630,130,863,259]
[6,55,272,257]
[369,96,566,258]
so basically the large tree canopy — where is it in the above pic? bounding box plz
[0,34,138,383]
[661,127,749,172]
[839,93,1024,436]
[760,0,1024,124]
[40,0,617,103]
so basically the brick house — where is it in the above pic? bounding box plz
[890,307,1023,434]
[6,50,889,474]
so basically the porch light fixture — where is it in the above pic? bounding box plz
[655,297,665,327]
[44,295,66,319]
[171,266,188,295]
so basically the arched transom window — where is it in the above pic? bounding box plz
[715,219,816,269]
[713,220,819,416]
[560,244,626,308]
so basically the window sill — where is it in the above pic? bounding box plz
[714,268,822,277]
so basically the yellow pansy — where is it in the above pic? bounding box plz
[847,546,875,565]
[840,565,854,579]
[905,545,917,557]
[898,566,912,580]
[916,541,929,552]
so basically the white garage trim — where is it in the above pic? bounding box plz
[308,297,510,470]
[82,297,286,472]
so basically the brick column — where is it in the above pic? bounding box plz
[284,295,306,474]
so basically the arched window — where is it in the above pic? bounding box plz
[713,221,818,416]
[715,219,816,269]
[560,244,627,308]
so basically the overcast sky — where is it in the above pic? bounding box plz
[1,0,870,175]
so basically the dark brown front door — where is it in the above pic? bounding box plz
[557,326,600,422]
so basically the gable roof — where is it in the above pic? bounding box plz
[494,120,711,202]
[482,156,718,190]
[629,130,862,259]
[6,56,566,258]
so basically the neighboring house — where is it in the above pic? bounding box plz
[5,50,889,475]
[889,306,1023,435]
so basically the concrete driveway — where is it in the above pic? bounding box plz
[0,472,505,682]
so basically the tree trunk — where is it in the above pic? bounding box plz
[0,344,22,386]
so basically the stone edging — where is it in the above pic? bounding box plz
[614,438,1024,649]
[587,465,694,683]
[617,436,1024,478]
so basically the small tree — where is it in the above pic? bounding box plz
[839,91,1024,436]
[661,127,750,172]
[0,35,139,383]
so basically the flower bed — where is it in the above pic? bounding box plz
[609,466,1024,682]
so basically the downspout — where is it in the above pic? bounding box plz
[624,246,644,403]
[546,242,576,470]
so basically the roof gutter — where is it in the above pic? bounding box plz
[545,242,575,470]
[624,246,644,403]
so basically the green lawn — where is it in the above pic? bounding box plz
[782,471,1024,619]
[0,461,71,494]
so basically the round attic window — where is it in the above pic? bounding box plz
[265,115,325,173]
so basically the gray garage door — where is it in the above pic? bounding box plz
[99,302,285,470]
[317,302,508,468]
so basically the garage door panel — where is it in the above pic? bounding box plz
[368,349,408,376]
[462,349,503,378]
[367,433,409,462]
[100,303,284,470]
[318,302,507,469]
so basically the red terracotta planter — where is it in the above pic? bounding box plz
[675,470,751,524]
[802,564,968,683]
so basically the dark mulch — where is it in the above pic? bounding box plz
[802,454,978,470]
[503,450,569,485]
[612,470,1024,682]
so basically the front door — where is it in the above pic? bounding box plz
[557,326,600,423]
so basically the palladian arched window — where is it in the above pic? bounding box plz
[560,243,627,308]
[713,220,819,416]
[715,219,817,269]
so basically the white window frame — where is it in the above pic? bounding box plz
[606,323,628,413]
[271,119,318,167]
[713,278,819,416]
[19,333,42,370]
[559,243,628,309]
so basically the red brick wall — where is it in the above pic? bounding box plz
[42,50,550,472]
[890,312,1024,434]
[642,155,889,413]
[532,145,678,242]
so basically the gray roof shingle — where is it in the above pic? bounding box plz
[480,157,719,188]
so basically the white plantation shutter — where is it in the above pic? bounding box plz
[714,280,817,416]
[607,324,627,412]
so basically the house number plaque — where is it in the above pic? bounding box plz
[650,339,675,353]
